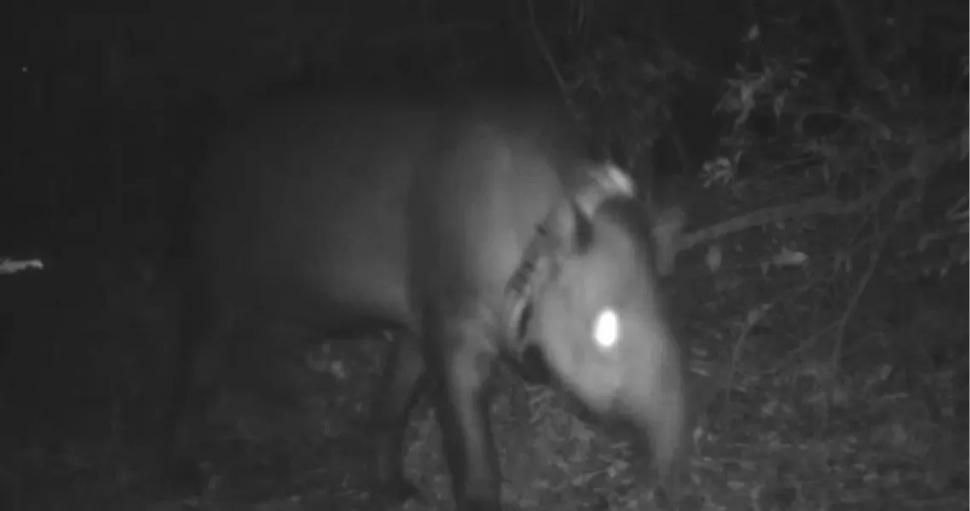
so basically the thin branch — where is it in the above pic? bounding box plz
[830,0,871,87]
[678,168,913,252]
[723,302,772,404]
[527,0,570,107]
[830,216,893,371]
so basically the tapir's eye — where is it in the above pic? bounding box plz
[592,308,619,351]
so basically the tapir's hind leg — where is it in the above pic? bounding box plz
[163,282,235,487]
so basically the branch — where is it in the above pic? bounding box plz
[830,222,890,370]
[830,0,871,87]
[526,0,569,105]
[678,169,913,252]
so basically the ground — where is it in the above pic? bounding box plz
[0,229,966,510]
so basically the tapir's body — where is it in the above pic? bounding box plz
[194,97,568,334]
[176,94,688,511]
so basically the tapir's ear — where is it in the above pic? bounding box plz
[574,163,637,217]
[547,163,637,252]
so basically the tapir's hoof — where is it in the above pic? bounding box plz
[162,455,208,494]
[376,476,423,506]
[459,498,504,511]
[393,479,423,503]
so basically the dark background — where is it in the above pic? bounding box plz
[1,1,967,510]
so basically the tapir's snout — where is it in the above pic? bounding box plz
[516,193,689,488]
[621,327,688,483]
[558,309,688,483]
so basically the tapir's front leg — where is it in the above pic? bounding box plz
[372,331,426,502]
[430,317,502,511]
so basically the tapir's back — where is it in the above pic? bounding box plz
[194,97,439,327]
[408,98,592,316]
[193,94,591,329]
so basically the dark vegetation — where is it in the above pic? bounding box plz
[1,0,966,509]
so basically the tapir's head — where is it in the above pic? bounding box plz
[506,164,688,485]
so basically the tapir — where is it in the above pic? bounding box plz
[171,94,689,511]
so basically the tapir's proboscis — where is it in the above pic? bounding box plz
[171,95,689,511]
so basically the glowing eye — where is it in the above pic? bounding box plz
[592,308,619,350]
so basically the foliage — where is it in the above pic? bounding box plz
[549,1,968,508]
[566,37,698,172]
[4,1,967,510]
[709,0,967,280]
